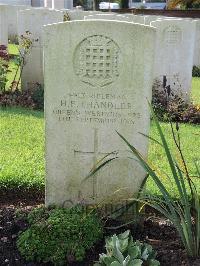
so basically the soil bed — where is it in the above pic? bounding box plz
[0,194,200,266]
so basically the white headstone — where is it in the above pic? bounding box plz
[0,5,8,46]
[52,0,65,9]
[18,8,64,89]
[144,15,164,25]
[0,0,31,5]
[151,19,196,98]
[66,10,101,20]
[124,14,145,24]
[44,20,156,207]
[64,0,73,9]
[84,13,134,22]
[194,20,200,67]
[1,4,30,42]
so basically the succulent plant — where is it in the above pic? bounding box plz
[94,230,160,266]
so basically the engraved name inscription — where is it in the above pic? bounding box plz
[52,92,141,126]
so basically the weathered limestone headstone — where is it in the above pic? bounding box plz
[84,13,133,22]
[44,20,155,207]
[52,0,65,9]
[18,8,64,89]
[144,15,164,25]
[0,4,30,42]
[194,20,200,67]
[151,19,196,98]
[64,0,73,9]
[124,14,145,24]
[45,0,71,9]
[66,10,101,20]
[0,0,31,4]
[0,5,8,45]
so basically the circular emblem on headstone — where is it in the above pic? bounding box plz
[74,35,120,87]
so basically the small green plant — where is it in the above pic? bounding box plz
[63,11,70,21]
[17,205,103,265]
[94,230,160,266]
[152,79,200,124]
[11,31,38,90]
[192,65,200,78]
[0,45,10,92]
[31,83,44,110]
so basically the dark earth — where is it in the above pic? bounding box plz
[0,192,200,266]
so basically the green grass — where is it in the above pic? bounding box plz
[6,60,20,89]
[6,44,20,89]
[0,107,44,191]
[0,106,199,198]
[147,122,200,196]
[8,43,19,56]
[0,68,199,197]
[192,77,200,104]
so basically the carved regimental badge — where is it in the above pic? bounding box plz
[74,35,120,87]
[164,26,182,45]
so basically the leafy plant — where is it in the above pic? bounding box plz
[192,65,200,78]
[168,0,200,9]
[0,45,10,92]
[31,83,44,110]
[89,102,200,258]
[0,83,44,110]
[94,230,160,266]
[63,11,70,21]
[152,79,200,124]
[116,104,200,258]
[11,31,38,90]
[17,205,103,265]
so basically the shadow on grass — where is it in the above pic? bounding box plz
[0,106,44,119]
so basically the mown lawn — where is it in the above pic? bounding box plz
[147,121,200,196]
[8,43,19,56]
[192,77,200,104]
[0,76,199,197]
[7,44,20,89]
[0,108,44,192]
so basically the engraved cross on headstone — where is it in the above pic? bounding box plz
[74,128,117,199]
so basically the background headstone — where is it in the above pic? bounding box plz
[194,20,200,67]
[144,15,164,25]
[151,19,196,98]
[52,0,65,9]
[0,4,31,42]
[0,5,8,45]
[0,0,31,5]
[64,0,73,9]
[18,8,64,89]
[123,14,145,24]
[66,10,101,20]
[44,20,156,207]
[84,13,134,22]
